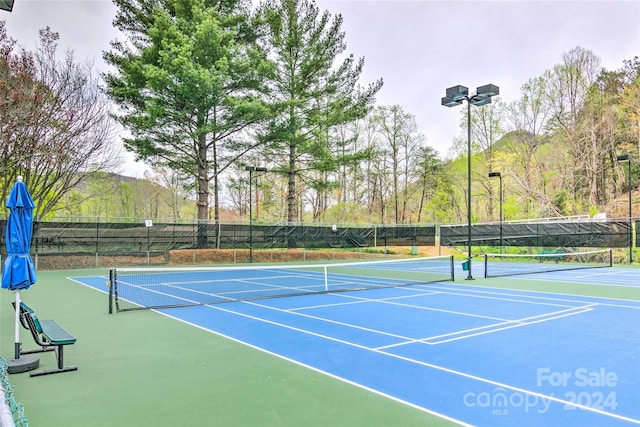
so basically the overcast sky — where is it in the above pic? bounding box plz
[2,0,639,176]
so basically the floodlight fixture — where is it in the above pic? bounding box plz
[476,84,500,98]
[441,96,464,107]
[469,96,492,107]
[446,85,469,101]
[0,0,15,12]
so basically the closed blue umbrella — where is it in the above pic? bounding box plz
[1,176,37,363]
[2,176,36,291]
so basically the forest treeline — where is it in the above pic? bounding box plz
[1,0,638,226]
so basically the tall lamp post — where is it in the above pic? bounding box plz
[616,155,633,264]
[245,166,268,263]
[442,84,499,279]
[489,172,503,253]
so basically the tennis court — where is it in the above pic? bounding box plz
[69,256,640,426]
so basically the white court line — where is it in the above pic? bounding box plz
[418,306,595,345]
[288,289,525,323]
[203,302,640,426]
[409,282,640,310]
[288,298,373,311]
[243,300,418,343]
[375,320,520,350]
[333,284,582,310]
[506,267,640,287]
[377,304,597,348]
[333,292,521,322]
[287,291,443,311]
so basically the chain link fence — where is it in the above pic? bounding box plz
[0,217,635,269]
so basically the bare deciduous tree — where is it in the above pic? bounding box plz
[0,23,119,217]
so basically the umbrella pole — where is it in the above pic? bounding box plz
[14,290,21,360]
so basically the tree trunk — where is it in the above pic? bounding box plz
[287,142,297,222]
[196,133,209,248]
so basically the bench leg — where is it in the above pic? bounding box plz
[21,346,55,355]
[28,344,77,377]
[30,366,78,377]
[57,346,65,369]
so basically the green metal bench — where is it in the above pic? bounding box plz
[537,249,566,263]
[14,302,78,377]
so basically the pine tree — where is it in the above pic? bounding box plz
[257,0,382,223]
[103,0,273,238]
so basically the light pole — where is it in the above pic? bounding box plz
[245,166,268,263]
[489,172,503,254]
[616,155,633,264]
[442,84,499,279]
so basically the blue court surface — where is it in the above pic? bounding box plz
[74,265,640,426]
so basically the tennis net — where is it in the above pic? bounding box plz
[108,255,455,312]
[483,249,612,278]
